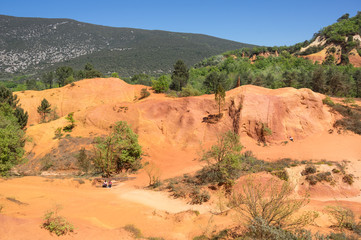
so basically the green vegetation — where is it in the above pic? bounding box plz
[63,112,75,132]
[42,205,74,236]
[123,224,143,238]
[93,121,142,177]
[152,75,170,93]
[0,85,28,129]
[139,88,151,100]
[200,131,243,190]
[323,99,361,135]
[170,60,189,91]
[326,205,361,237]
[214,85,225,115]
[0,86,26,175]
[0,15,254,81]
[76,147,91,174]
[37,98,51,122]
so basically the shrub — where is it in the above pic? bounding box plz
[42,206,74,236]
[200,131,243,189]
[63,112,75,132]
[230,178,316,230]
[139,88,150,99]
[189,188,210,205]
[54,127,63,139]
[305,175,318,185]
[323,96,335,106]
[179,84,202,97]
[305,171,333,185]
[123,224,143,238]
[244,217,302,240]
[271,170,289,181]
[326,206,356,231]
[76,147,91,173]
[93,121,142,177]
[342,174,354,185]
[40,156,54,171]
[152,75,170,93]
[301,165,317,176]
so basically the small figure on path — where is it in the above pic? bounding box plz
[289,136,294,142]
[108,180,112,188]
[102,180,108,188]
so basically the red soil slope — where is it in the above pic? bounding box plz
[3,78,360,239]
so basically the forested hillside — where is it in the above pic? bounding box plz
[0,15,255,79]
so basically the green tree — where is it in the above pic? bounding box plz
[0,85,19,108]
[311,66,325,93]
[337,13,350,22]
[0,103,25,175]
[203,71,227,93]
[14,107,28,129]
[56,66,74,87]
[111,72,120,78]
[93,121,143,177]
[353,69,361,98]
[326,67,345,96]
[170,60,189,91]
[63,112,75,132]
[200,131,243,190]
[41,71,55,89]
[37,98,52,122]
[130,73,152,86]
[84,63,94,71]
[0,86,28,129]
[215,85,226,115]
[152,75,170,93]
[282,71,297,88]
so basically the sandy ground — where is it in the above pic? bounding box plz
[0,177,219,240]
[2,79,361,239]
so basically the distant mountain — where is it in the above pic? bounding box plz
[0,15,256,79]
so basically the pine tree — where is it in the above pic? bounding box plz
[14,107,28,129]
[170,60,189,91]
[37,98,51,122]
[215,85,226,115]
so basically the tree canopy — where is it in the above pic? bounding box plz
[93,121,143,177]
[170,60,189,91]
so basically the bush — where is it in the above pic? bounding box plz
[76,147,91,173]
[179,84,202,97]
[42,206,74,236]
[305,175,318,185]
[63,112,75,132]
[123,224,143,238]
[244,217,302,240]
[139,88,150,99]
[343,174,354,185]
[230,178,316,230]
[316,172,333,182]
[323,96,335,106]
[301,165,317,176]
[326,206,356,231]
[189,188,210,205]
[305,171,333,185]
[271,170,289,181]
[54,127,63,139]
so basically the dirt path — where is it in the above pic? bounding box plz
[114,185,210,214]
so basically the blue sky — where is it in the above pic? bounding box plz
[1,0,360,46]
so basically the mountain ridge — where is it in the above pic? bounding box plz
[0,14,255,79]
